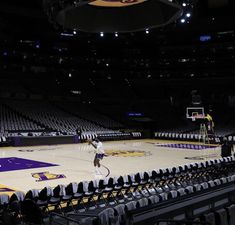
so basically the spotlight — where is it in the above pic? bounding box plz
[180,18,186,23]
[182,3,186,7]
[145,29,149,34]
[115,32,118,37]
[100,32,104,37]
[68,73,72,77]
[73,30,77,34]
[186,13,191,18]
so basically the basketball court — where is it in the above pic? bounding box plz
[0,139,221,195]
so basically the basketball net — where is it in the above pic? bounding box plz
[192,114,204,121]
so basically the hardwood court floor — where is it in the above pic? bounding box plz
[0,139,221,194]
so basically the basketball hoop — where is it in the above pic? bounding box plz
[186,107,205,121]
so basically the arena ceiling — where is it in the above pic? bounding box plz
[0,0,235,88]
[0,0,234,40]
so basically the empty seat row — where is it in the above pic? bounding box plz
[155,132,221,143]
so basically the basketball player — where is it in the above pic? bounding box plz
[88,138,105,175]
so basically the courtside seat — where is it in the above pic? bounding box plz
[177,188,186,197]
[25,189,40,202]
[127,175,142,199]
[135,172,148,187]
[110,177,126,203]
[9,191,25,203]
[127,174,138,189]
[167,183,177,191]
[35,189,49,212]
[37,186,60,212]
[100,177,116,204]
[155,186,164,194]
[82,181,99,210]
[213,159,220,165]
[159,192,168,201]
[227,176,232,182]
[231,175,235,181]
[0,194,9,206]
[65,182,83,202]
[115,176,128,194]
[84,181,95,197]
[136,172,152,197]
[193,184,202,192]
[226,156,233,162]
[53,184,73,212]
[208,180,216,188]
[202,161,207,168]
[223,158,229,163]
[200,182,209,190]
[145,171,158,191]
[171,167,180,183]
[120,175,133,201]
[103,177,114,193]
[196,162,204,171]
[91,179,106,208]
[185,185,194,194]
[148,195,160,205]
[151,170,162,185]
[214,179,221,186]
[67,182,88,211]
[136,197,149,208]
[220,177,228,184]
[178,165,185,175]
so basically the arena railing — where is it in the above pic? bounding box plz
[126,181,235,225]
[49,212,98,225]
[155,219,211,225]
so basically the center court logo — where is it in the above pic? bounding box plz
[105,150,151,157]
[32,171,66,182]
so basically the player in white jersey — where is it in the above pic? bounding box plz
[88,138,105,175]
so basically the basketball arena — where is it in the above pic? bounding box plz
[1,0,235,225]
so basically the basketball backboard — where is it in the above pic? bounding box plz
[186,107,205,121]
